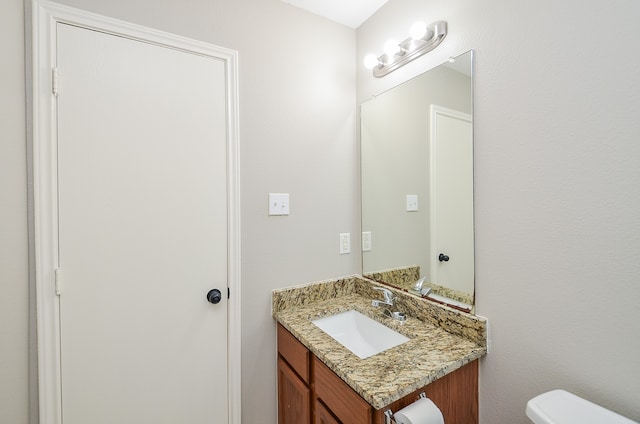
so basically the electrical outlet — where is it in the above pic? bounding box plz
[362,231,372,251]
[339,233,350,254]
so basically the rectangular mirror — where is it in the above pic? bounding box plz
[361,50,474,311]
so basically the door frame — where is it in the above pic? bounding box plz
[429,104,472,285]
[27,1,242,423]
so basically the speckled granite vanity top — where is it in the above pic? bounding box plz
[272,275,487,410]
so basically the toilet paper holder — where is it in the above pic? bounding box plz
[383,392,428,424]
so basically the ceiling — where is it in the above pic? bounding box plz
[281,0,388,28]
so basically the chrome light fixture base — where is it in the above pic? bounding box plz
[372,21,448,78]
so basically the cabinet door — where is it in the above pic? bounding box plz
[278,358,310,424]
[315,399,341,424]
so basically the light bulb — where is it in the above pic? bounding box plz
[410,21,428,40]
[384,39,399,58]
[364,54,379,70]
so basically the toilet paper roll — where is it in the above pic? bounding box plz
[393,397,444,424]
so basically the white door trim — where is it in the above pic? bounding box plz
[27,1,242,423]
[429,105,472,284]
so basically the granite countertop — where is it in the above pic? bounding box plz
[272,276,487,410]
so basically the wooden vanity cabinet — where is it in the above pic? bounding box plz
[277,324,310,424]
[370,359,478,424]
[277,323,478,424]
[313,356,372,424]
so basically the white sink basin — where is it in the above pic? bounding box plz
[312,310,410,359]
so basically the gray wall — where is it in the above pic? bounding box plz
[1,1,29,423]
[4,0,640,423]
[357,0,640,422]
[1,0,357,423]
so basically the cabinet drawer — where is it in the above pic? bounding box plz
[313,356,372,424]
[278,324,310,383]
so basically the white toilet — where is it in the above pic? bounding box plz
[527,390,638,424]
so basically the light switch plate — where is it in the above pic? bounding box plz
[268,193,289,215]
[406,194,418,212]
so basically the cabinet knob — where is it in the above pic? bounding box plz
[438,253,450,262]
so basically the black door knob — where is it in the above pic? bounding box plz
[438,253,450,262]
[206,289,222,304]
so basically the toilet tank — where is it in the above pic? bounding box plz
[526,390,638,424]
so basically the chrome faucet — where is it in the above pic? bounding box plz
[372,287,406,321]
[372,287,394,307]
[413,276,432,296]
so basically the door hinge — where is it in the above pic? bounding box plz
[52,67,59,96]
[54,268,62,295]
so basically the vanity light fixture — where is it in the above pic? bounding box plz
[364,20,448,78]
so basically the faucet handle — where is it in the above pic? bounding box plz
[373,286,395,304]
[413,276,428,291]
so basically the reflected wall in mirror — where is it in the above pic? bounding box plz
[361,50,474,311]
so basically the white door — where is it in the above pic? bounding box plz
[430,105,474,295]
[56,22,228,423]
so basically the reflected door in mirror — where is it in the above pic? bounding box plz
[430,105,473,295]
